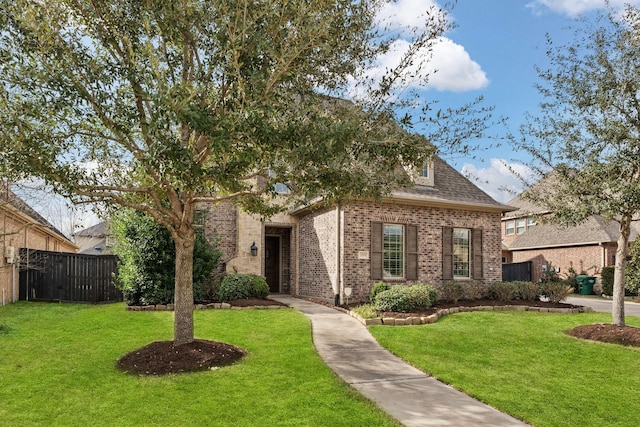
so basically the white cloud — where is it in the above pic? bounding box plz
[428,38,489,92]
[527,0,640,17]
[460,159,532,204]
[350,0,488,96]
[375,0,442,37]
[351,36,488,99]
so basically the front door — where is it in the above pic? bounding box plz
[265,236,280,293]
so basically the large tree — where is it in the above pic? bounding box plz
[515,6,640,326]
[0,0,492,345]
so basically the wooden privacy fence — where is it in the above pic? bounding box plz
[502,261,532,282]
[19,249,122,303]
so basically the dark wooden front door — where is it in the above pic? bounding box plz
[265,236,280,292]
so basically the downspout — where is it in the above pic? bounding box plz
[599,242,606,272]
[334,203,341,306]
[12,262,16,303]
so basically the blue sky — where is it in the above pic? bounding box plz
[393,0,640,203]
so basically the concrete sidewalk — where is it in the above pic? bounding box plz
[269,294,527,427]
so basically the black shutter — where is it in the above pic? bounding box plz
[371,222,383,280]
[472,228,483,279]
[442,226,453,280]
[406,225,418,280]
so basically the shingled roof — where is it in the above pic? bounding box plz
[507,215,640,250]
[390,156,514,212]
[503,174,640,249]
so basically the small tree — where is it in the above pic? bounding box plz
[515,6,640,326]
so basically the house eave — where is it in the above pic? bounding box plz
[386,191,515,214]
[290,192,514,215]
[508,241,611,251]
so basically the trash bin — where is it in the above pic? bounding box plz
[577,275,595,295]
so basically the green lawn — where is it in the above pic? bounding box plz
[370,311,640,427]
[0,302,399,427]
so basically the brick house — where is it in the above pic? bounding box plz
[203,156,512,303]
[501,193,640,283]
[0,188,78,305]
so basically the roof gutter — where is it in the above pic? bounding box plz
[509,241,610,251]
[291,193,515,216]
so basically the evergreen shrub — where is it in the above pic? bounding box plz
[369,282,390,302]
[217,273,269,301]
[373,284,438,313]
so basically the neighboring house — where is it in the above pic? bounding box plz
[201,156,513,304]
[501,193,640,283]
[0,187,78,305]
[74,222,113,255]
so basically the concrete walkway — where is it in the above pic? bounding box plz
[268,294,527,427]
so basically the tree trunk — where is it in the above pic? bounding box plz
[173,228,196,346]
[612,215,631,327]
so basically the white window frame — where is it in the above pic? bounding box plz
[505,220,515,235]
[453,228,471,279]
[516,218,526,234]
[383,224,404,279]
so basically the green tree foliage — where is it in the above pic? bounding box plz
[111,209,221,306]
[0,1,495,344]
[625,240,640,296]
[515,6,640,326]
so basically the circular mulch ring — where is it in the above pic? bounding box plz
[565,323,640,347]
[117,339,246,375]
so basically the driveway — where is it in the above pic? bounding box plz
[565,296,640,316]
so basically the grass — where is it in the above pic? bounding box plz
[0,302,399,427]
[370,311,640,427]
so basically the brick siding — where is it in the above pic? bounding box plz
[297,201,503,303]
[511,243,613,282]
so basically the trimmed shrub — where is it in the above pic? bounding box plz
[463,280,488,300]
[217,273,269,301]
[440,281,464,303]
[601,266,615,296]
[373,284,437,313]
[369,282,390,303]
[543,281,573,303]
[514,281,542,301]
[488,281,516,301]
[250,275,270,299]
[512,281,542,301]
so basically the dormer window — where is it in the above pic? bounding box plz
[420,162,429,178]
[415,161,434,186]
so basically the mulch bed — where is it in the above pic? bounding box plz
[117,339,246,376]
[224,297,287,307]
[565,323,640,348]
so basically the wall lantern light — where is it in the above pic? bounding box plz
[250,242,258,257]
